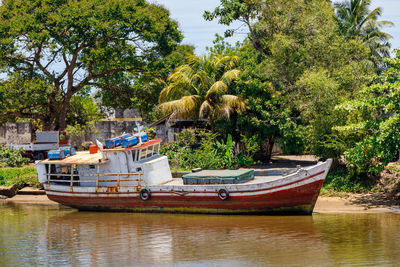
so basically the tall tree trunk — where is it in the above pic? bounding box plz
[260,135,274,162]
[42,116,55,131]
[57,94,73,130]
[42,93,59,131]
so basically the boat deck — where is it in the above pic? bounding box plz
[163,175,285,186]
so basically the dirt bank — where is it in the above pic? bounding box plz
[2,194,399,214]
[314,196,400,214]
[2,194,59,205]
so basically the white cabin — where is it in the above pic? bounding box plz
[36,139,172,189]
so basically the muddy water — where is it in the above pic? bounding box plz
[1,203,400,266]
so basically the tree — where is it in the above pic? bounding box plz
[158,53,245,128]
[336,50,400,177]
[334,0,394,70]
[205,0,372,161]
[0,0,182,130]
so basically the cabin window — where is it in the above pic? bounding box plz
[144,146,154,159]
[140,148,147,160]
[132,143,161,160]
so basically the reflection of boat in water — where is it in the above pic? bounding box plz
[36,134,332,215]
[45,212,329,265]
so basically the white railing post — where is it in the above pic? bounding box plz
[117,172,121,188]
[96,165,100,189]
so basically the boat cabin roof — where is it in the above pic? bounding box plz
[41,151,107,165]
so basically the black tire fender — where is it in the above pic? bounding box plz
[218,189,229,200]
[139,188,151,201]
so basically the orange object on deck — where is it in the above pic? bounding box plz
[89,144,98,154]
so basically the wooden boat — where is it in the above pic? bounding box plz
[36,138,332,215]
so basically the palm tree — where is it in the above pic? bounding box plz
[158,53,246,128]
[334,0,393,69]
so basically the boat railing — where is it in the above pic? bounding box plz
[44,171,144,190]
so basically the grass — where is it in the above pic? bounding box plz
[321,166,373,194]
[170,167,191,173]
[0,165,39,188]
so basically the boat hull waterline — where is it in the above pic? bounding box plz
[44,160,331,215]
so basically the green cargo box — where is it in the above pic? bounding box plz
[182,169,254,185]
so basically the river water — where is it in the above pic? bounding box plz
[1,202,400,266]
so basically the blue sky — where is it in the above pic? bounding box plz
[153,0,400,55]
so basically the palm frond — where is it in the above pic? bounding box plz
[158,95,201,119]
[199,100,212,118]
[206,81,228,100]
[222,95,247,113]
[216,104,233,120]
[221,69,241,85]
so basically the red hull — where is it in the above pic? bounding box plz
[46,179,324,215]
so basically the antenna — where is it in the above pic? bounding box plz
[96,139,104,151]
[96,139,106,159]
[135,121,143,145]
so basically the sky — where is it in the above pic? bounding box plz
[153,0,400,55]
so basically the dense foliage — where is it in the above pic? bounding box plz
[337,51,400,178]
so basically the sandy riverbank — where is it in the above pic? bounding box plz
[2,194,399,214]
[315,196,400,214]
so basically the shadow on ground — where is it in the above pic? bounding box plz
[348,193,400,208]
[252,155,319,169]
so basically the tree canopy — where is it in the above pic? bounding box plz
[0,0,182,130]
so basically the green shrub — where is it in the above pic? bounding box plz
[344,116,400,178]
[0,166,38,188]
[0,147,29,167]
[278,119,305,155]
[337,52,400,179]
[160,130,258,171]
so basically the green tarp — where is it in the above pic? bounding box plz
[182,169,254,185]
